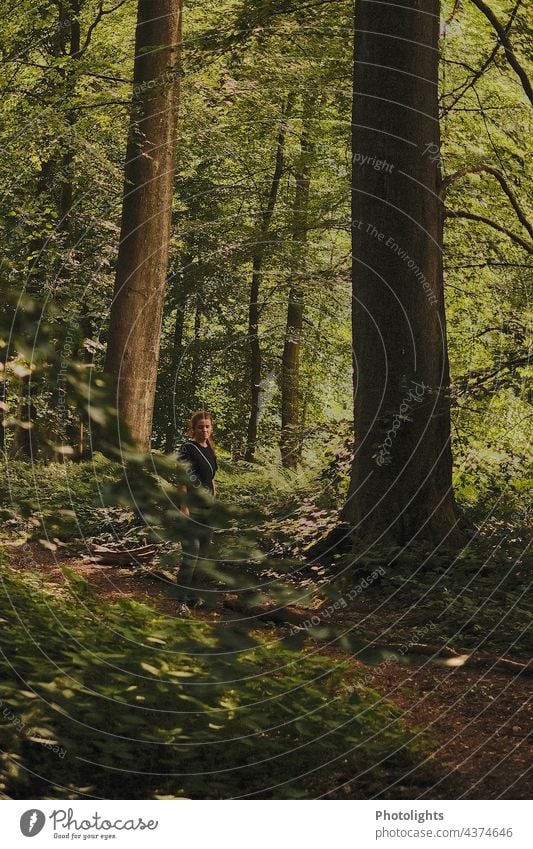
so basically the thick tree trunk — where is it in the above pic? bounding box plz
[280,128,314,468]
[105,0,182,451]
[344,0,463,548]
[244,95,293,461]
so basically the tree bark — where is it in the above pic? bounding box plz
[244,94,293,461]
[105,0,182,451]
[344,0,464,548]
[280,126,314,468]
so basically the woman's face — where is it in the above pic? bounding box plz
[193,417,212,443]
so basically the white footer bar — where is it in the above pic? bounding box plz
[1,799,530,848]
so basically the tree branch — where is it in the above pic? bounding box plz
[9,60,129,84]
[453,353,532,398]
[442,0,523,115]
[445,0,463,26]
[445,261,532,269]
[441,165,533,240]
[445,210,533,253]
[80,0,129,56]
[469,0,532,105]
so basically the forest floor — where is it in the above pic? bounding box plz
[10,541,532,801]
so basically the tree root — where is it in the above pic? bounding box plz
[372,642,533,676]
[89,544,157,566]
[223,594,315,625]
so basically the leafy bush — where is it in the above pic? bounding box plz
[0,564,429,799]
[451,392,533,528]
[358,542,533,657]
[1,454,123,541]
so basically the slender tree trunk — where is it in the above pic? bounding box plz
[10,374,36,459]
[64,315,92,460]
[245,253,263,461]
[9,4,80,458]
[298,388,308,460]
[0,359,5,454]
[280,127,314,468]
[244,94,293,461]
[105,0,182,451]
[173,281,189,356]
[280,284,304,467]
[164,261,190,453]
[57,0,80,236]
[344,0,464,548]
[185,295,203,410]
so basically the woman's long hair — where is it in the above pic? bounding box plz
[187,410,216,450]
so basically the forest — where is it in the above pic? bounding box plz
[0,0,531,801]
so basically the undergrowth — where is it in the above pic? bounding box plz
[0,564,430,800]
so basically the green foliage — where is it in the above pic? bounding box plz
[0,454,121,540]
[353,542,533,658]
[1,0,530,481]
[0,565,429,799]
[452,393,532,526]
[0,0,530,808]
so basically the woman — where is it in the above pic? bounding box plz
[174,410,218,616]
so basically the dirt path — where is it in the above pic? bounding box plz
[365,662,531,799]
[8,543,532,800]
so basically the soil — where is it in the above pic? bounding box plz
[7,541,532,800]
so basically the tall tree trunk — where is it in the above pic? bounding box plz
[344,0,464,548]
[280,126,314,468]
[105,0,182,451]
[244,94,293,461]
